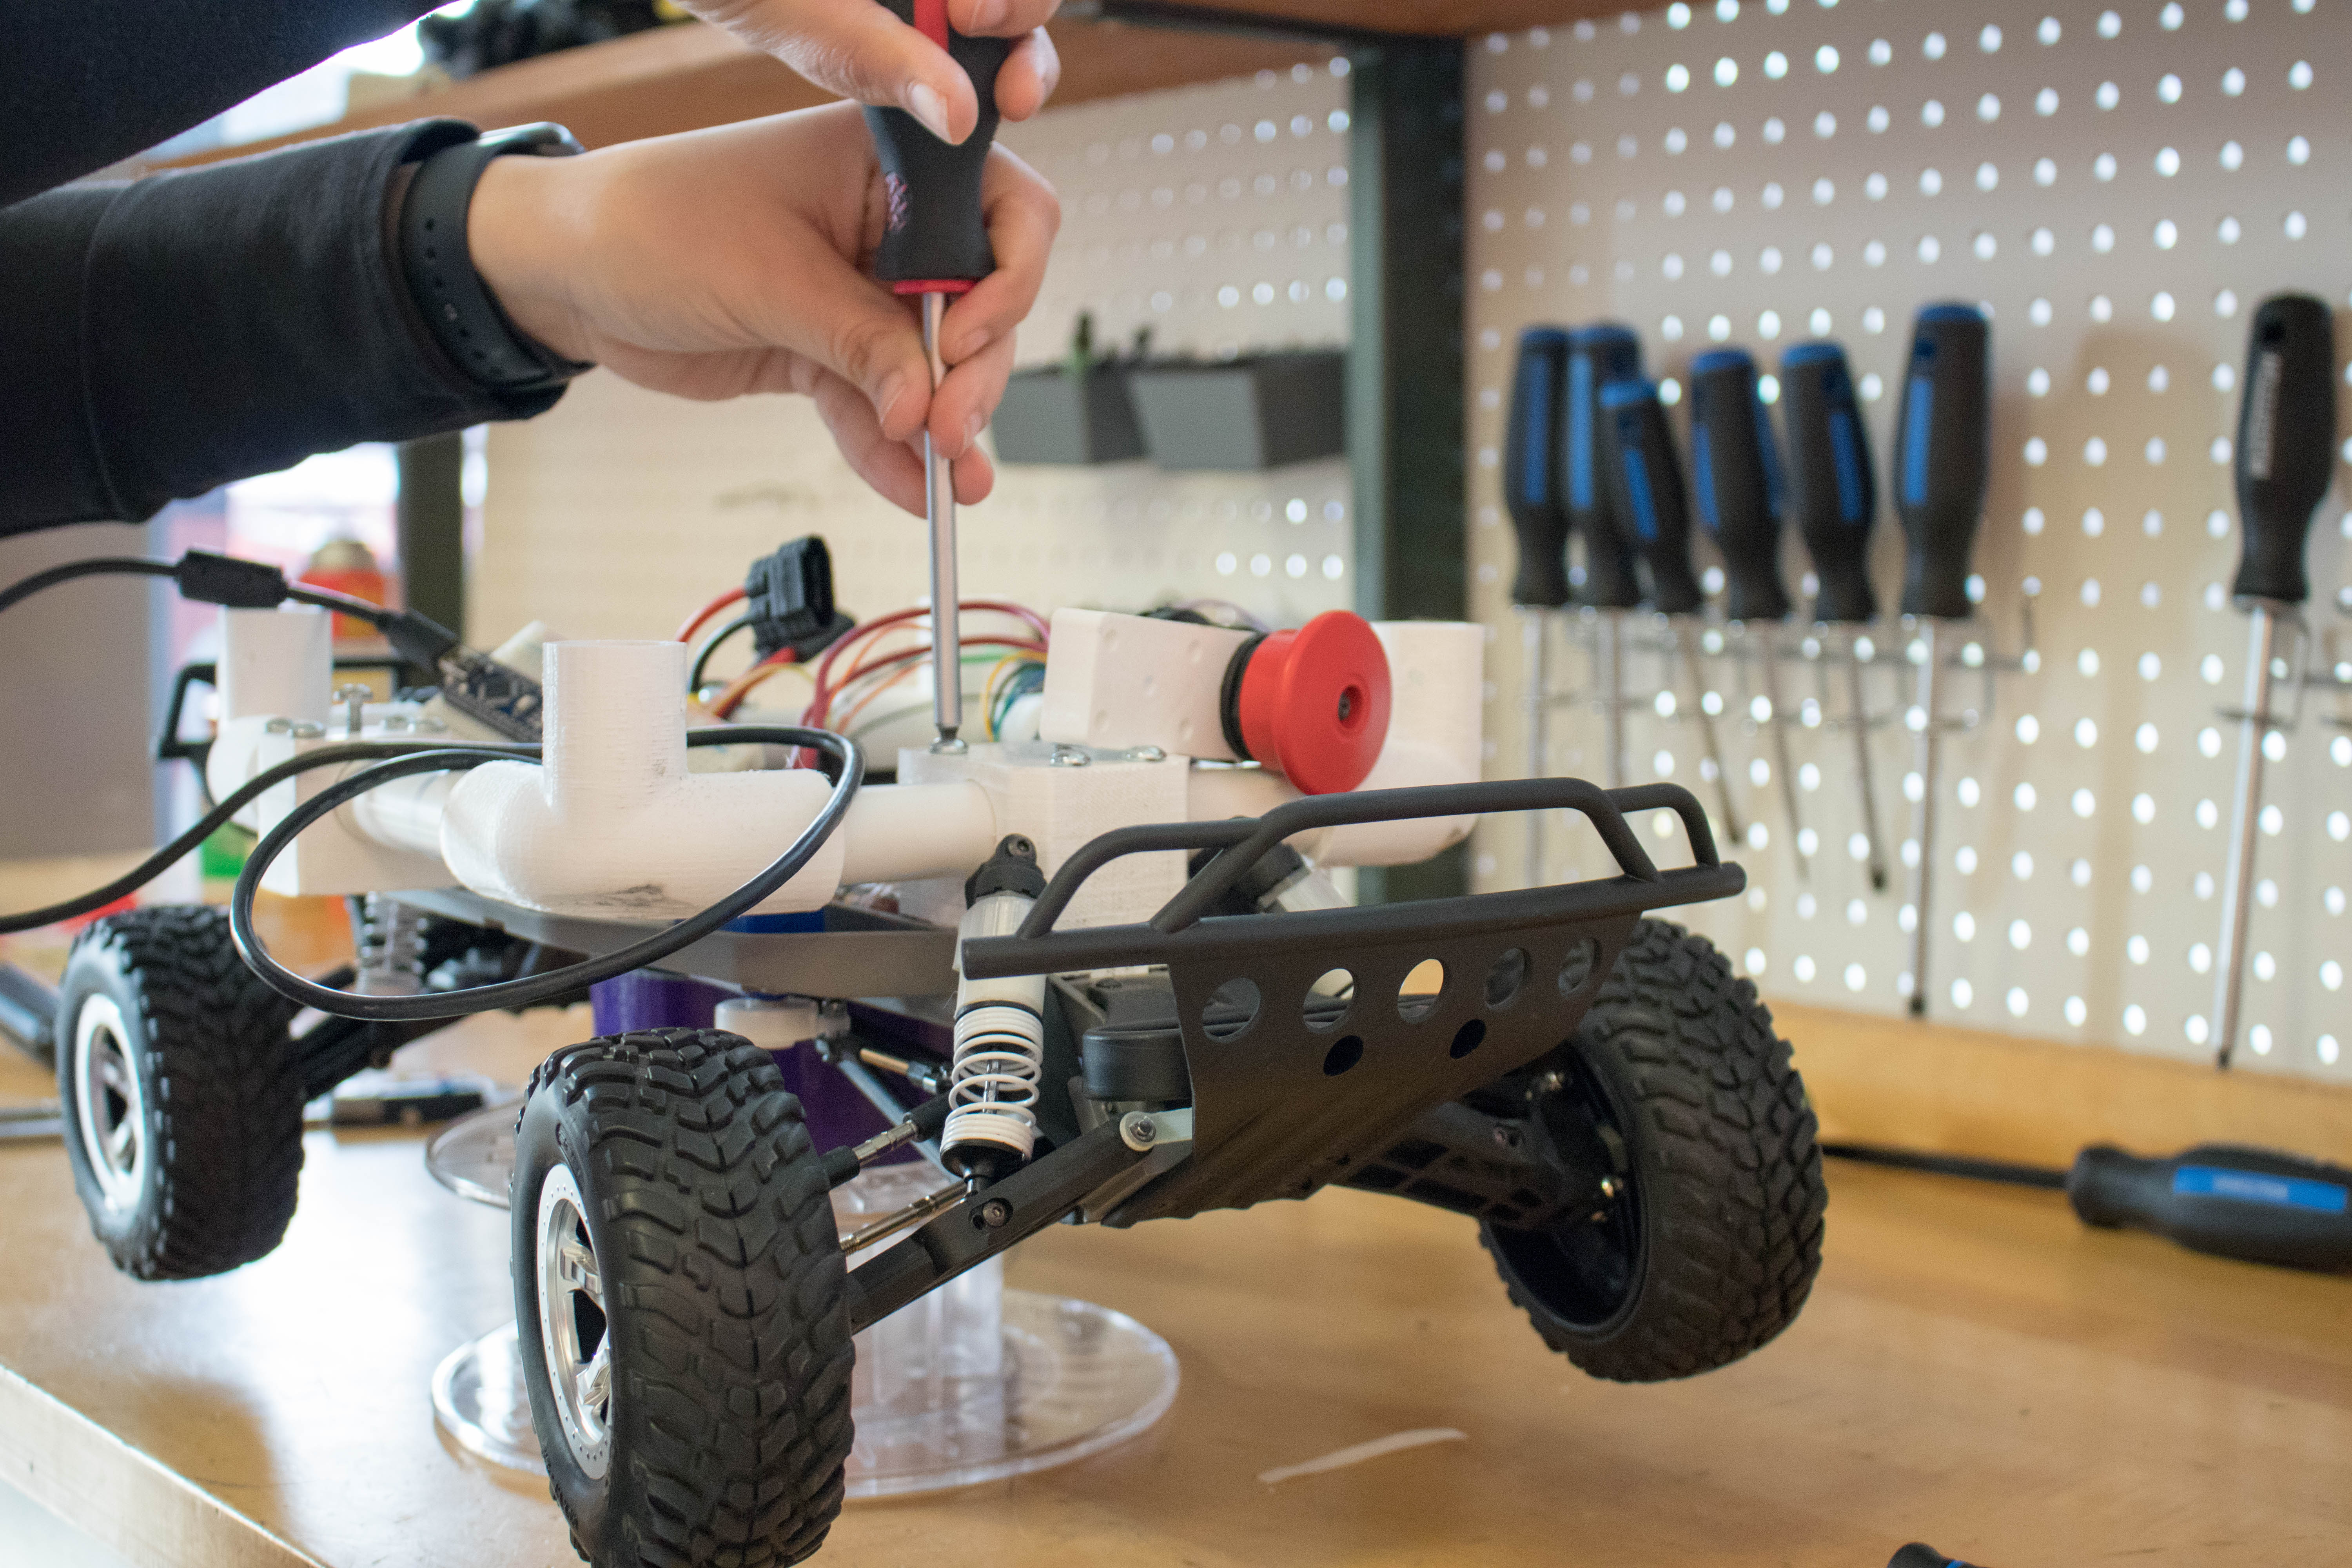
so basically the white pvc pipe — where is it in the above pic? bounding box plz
[219,606,331,723]
[543,639,684,814]
[838,782,997,885]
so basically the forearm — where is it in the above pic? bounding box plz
[0,123,560,539]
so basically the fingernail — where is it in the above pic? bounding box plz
[906,82,954,143]
[876,371,906,423]
[967,0,1008,29]
[964,412,987,454]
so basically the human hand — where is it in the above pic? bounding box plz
[680,0,1062,144]
[467,103,1059,513]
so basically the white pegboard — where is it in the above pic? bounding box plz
[1465,0,2352,1083]
[471,60,1355,656]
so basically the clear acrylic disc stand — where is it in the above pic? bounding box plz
[423,1106,1179,1496]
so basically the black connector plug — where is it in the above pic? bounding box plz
[745,537,853,661]
[174,551,292,609]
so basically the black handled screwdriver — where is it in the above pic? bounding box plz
[1690,348,1805,878]
[863,2,1012,751]
[2211,294,2334,1066]
[1782,340,1889,891]
[1598,376,1744,845]
[1890,305,1990,1016]
[1504,327,1574,883]
[1566,325,1645,786]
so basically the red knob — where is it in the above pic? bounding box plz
[1234,611,1392,794]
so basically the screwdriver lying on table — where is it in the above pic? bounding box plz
[863,0,1012,752]
[1825,1140,2352,1272]
[1503,327,1574,883]
[2209,294,2334,1067]
[1596,376,1744,846]
[1780,340,1889,892]
[1689,348,1806,878]
[1890,305,1990,1016]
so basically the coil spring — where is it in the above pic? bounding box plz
[942,1002,1043,1160]
[354,895,426,997]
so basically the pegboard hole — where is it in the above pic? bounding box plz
[1448,1018,1487,1060]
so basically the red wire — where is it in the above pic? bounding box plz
[675,585,747,643]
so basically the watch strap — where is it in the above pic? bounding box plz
[398,123,592,394]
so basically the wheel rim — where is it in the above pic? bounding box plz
[1492,1049,1646,1333]
[71,995,148,1215]
[535,1163,613,1478]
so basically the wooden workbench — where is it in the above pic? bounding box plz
[0,989,2345,1568]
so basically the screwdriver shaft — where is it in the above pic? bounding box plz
[1521,607,1551,886]
[1676,621,1742,847]
[1757,626,1808,880]
[2212,605,2281,1067]
[1847,646,1889,892]
[1906,620,1941,1016]
[921,291,963,751]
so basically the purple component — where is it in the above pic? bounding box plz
[586,974,912,1162]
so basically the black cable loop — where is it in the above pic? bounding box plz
[227,727,862,1022]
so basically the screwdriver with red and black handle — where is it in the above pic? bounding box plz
[1596,375,1744,845]
[2211,294,2334,1066]
[1890,304,1990,1017]
[1566,325,1645,787]
[1689,347,1805,878]
[1504,327,1573,882]
[863,0,1012,751]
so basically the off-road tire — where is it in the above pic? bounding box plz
[54,905,305,1279]
[1483,918,1825,1382]
[512,1028,854,1568]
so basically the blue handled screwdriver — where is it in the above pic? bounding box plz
[1597,375,1744,845]
[1504,328,1573,882]
[1781,340,1890,892]
[1566,325,1645,787]
[1690,348,1806,879]
[1890,304,1991,1017]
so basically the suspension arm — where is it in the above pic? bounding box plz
[844,1119,1146,1334]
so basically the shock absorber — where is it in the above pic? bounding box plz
[352,894,426,996]
[943,836,1050,1184]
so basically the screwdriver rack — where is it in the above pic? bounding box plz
[1465,0,2352,1080]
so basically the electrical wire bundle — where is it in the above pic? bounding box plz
[687,600,1048,735]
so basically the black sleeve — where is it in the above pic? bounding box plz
[0,122,564,539]
[2,1,440,209]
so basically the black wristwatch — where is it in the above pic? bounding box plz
[398,122,593,395]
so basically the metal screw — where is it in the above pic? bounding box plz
[289,721,326,740]
[1127,744,1167,763]
[1050,744,1091,768]
[930,735,969,756]
[979,1199,1011,1229]
[263,717,294,734]
[1130,1117,1158,1146]
[334,683,372,737]
[1598,1175,1622,1199]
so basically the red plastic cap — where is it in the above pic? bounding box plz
[1236,611,1392,795]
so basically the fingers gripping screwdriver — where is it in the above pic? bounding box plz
[1504,327,1574,884]
[1690,348,1806,879]
[2212,295,2334,1067]
[1566,325,1645,787]
[1891,305,1990,1017]
[1782,340,1890,892]
[863,0,1011,751]
[1597,376,1745,845]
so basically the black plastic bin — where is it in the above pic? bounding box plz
[989,365,1147,465]
[1127,350,1347,470]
